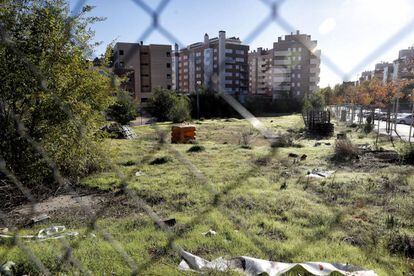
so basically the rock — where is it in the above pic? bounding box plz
[300,154,307,161]
[314,142,322,147]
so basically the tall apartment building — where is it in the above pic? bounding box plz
[113,42,172,103]
[248,31,321,99]
[172,31,249,97]
[371,62,394,83]
[248,48,273,96]
[393,47,414,81]
[272,31,321,99]
[359,71,373,83]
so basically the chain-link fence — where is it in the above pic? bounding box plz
[2,0,414,274]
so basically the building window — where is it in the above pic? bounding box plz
[293,48,296,52]
[288,48,291,52]
[119,62,124,68]
[167,52,171,57]
[167,85,172,89]
[235,57,245,62]
[167,63,171,68]
[292,83,295,87]
[297,73,301,78]
[141,98,149,102]
[167,74,171,79]
[297,82,301,87]
[196,52,202,57]
[299,47,302,52]
[236,50,245,55]
[119,50,124,55]
[298,56,302,61]
[225,49,233,54]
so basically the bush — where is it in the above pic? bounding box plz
[187,145,205,153]
[107,91,137,125]
[270,132,294,148]
[400,145,414,165]
[147,89,191,123]
[168,96,191,123]
[333,139,359,161]
[0,1,112,193]
[149,156,171,165]
[387,233,414,258]
[363,123,374,134]
[239,129,255,149]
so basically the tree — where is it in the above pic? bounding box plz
[303,90,326,111]
[146,88,191,123]
[107,91,137,125]
[0,0,113,190]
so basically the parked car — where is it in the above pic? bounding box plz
[396,114,414,125]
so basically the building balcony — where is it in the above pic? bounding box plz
[274,50,290,56]
[273,77,291,82]
[275,60,291,65]
[274,85,291,91]
[310,59,320,65]
[309,76,319,82]
[310,67,320,74]
[309,85,317,91]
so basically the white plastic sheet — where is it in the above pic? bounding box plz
[0,225,78,241]
[179,250,377,276]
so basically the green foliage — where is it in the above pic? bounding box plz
[0,0,112,188]
[107,91,137,125]
[168,95,191,123]
[146,88,191,123]
[303,90,326,112]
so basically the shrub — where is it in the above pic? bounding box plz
[187,145,205,153]
[400,145,414,165]
[333,139,359,161]
[239,129,255,149]
[146,89,191,123]
[168,96,191,123]
[149,156,171,165]
[387,233,414,258]
[107,91,137,125]
[363,123,374,134]
[270,132,294,148]
[0,1,112,193]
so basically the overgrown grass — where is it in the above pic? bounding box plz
[2,115,414,275]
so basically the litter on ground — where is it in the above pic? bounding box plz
[306,169,335,179]
[202,229,217,237]
[0,226,78,241]
[178,250,377,276]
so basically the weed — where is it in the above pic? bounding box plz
[239,129,255,149]
[333,139,359,161]
[156,130,168,144]
[400,144,414,165]
[387,233,414,258]
[255,156,271,166]
[149,156,171,165]
[270,132,294,148]
[187,145,205,153]
[280,182,288,190]
[121,160,136,166]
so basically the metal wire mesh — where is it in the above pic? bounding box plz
[2,0,414,274]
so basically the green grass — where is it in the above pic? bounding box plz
[1,114,414,275]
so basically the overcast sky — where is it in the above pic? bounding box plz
[69,0,414,87]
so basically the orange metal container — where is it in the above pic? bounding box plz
[171,125,196,144]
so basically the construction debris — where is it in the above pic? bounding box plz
[28,213,50,225]
[0,225,78,241]
[307,169,335,179]
[171,125,196,144]
[0,261,15,276]
[178,250,377,275]
[202,229,217,237]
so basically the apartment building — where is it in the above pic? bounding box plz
[272,31,321,99]
[393,47,414,81]
[248,48,273,96]
[172,31,249,98]
[248,31,321,99]
[359,71,373,83]
[113,42,172,103]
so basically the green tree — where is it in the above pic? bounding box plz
[0,0,113,188]
[303,90,326,111]
[146,88,191,122]
[107,91,137,125]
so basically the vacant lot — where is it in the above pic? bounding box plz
[1,115,414,275]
